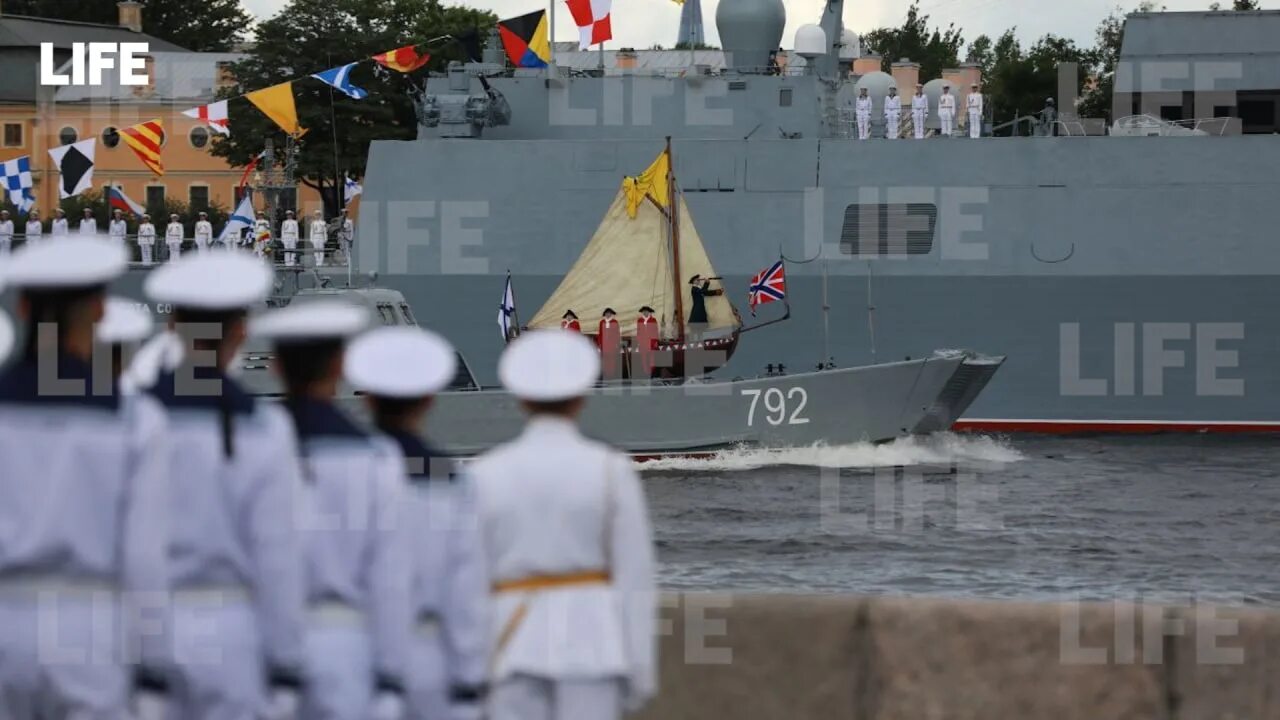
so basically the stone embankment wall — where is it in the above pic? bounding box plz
[634,594,1277,720]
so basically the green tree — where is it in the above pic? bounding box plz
[981,33,1093,131]
[1078,2,1162,122]
[862,1,965,81]
[4,0,251,51]
[209,0,494,214]
[965,34,994,80]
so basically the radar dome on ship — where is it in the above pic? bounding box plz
[855,71,895,96]
[794,24,827,59]
[839,28,860,60]
[716,0,786,71]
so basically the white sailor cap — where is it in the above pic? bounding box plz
[144,252,273,310]
[4,237,126,290]
[499,330,599,401]
[0,310,13,364]
[96,297,154,345]
[345,326,457,398]
[250,299,370,342]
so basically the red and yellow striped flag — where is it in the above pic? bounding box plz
[120,119,164,176]
[372,45,430,73]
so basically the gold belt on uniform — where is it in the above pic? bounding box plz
[491,570,611,594]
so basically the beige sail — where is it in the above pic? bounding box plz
[529,185,740,338]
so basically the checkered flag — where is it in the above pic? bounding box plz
[1,155,35,213]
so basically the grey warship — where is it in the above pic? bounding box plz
[353,2,1280,433]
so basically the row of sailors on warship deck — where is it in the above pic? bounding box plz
[0,239,656,720]
[0,208,355,267]
[851,83,984,140]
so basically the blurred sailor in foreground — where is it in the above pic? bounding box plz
[141,253,308,720]
[95,297,154,388]
[252,300,411,720]
[0,238,170,719]
[884,86,902,139]
[911,84,928,139]
[346,327,489,720]
[470,331,657,720]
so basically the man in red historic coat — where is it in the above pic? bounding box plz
[560,310,581,332]
[597,307,621,380]
[635,305,659,379]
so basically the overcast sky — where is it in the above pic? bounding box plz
[240,0,1276,53]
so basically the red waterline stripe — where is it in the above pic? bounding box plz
[953,419,1280,435]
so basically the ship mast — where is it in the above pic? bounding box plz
[667,136,686,342]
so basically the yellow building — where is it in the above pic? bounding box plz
[0,2,321,219]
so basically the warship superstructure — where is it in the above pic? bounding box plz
[359,2,1280,432]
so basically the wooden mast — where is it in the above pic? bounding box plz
[667,136,685,343]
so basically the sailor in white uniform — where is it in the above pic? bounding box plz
[0,237,171,720]
[0,210,13,256]
[911,84,928,139]
[308,210,328,267]
[79,208,97,235]
[194,211,213,253]
[165,214,184,261]
[24,210,42,244]
[252,213,272,256]
[51,208,69,236]
[136,214,156,266]
[855,87,873,141]
[251,300,411,720]
[109,208,128,245]
[280,210,300,267]
[938,84,957,137]
[470,331,657,720]
[966,83,984,138]
[884,86,902,139]
[140,253,309,720]
[346,327,490,720]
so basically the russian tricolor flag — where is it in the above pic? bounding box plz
[106,185,144,216]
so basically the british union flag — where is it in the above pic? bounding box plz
[747,259,786,315]
[1,155,35,213]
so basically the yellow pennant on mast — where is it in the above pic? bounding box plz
[622,149,670,219]
[246,81,302,136]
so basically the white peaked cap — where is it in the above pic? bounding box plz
[97,297,154,345]
[499,330,600,401]
[345,326,457,398]
[0,310,13,364]
[4,238,126,290]
[145,252,273,310]
[250,299,370,342]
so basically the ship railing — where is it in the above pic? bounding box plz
[1109,114,1237,137]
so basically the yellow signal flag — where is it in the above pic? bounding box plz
[246,81,302,136]
[120,119,165,176]
[622,149,671,219]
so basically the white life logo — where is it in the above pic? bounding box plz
[40,42,150,86]
[742,387,810,427]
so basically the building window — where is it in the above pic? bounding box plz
[189,126,210,149]
[102,126,120,148]
[58,126,78,146]
[2,123,21,147]
[145,185,166,212]
[189,185,210,210]
[840,203,937,256]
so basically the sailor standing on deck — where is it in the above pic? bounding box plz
[884,86,902,139]
[471,330,657,720]
[281,210,300,267]
[938,84,956,137]
[79,207,97,235]
[855,87,873,140]
[252,300,411,720]
[911,85,928,139]
[109,209,128,251]
[966,83,984,138]
[51,208,69,236]
[140,252,309,720]
[346,327,490,720]
[253,212,272,256]
[0,210,13,256]
[194,211,213,253]
[309,210,328,266]
[166,213,184,261]
[25,209,42,243]
[137,213,156,265]
[0,237,171,720]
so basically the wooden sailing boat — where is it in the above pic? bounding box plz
[528,139,743,377]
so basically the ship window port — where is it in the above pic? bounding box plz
[840,203,938,257]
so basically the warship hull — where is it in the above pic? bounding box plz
[352,132,1280,432]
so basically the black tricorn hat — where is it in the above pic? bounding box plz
[602,307,616,316]
[688,274,701,284]
[639,305,655,313]
[562,310,577,319]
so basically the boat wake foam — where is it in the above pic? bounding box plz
[637,433,1024,471]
